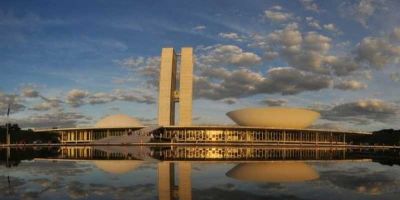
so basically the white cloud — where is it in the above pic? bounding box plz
[323,23,342,34]
[195,67,333,99]
[218,32,244,42]
[264,8,293,22]
[260,98,288,106]
[197,44,261,67]
[334,80,367,90]
[390,72,400,82]
[340,0,386,27]
[356,36,400,69]
[20,86,40,98]
[321,99,399,124]
[65,88,156,107]
[306,16,321,29]
[192,25,206,31]
[221,98,237,105]
[31,98,62,111]
[0,91,25,115]
[115,56,160,87]
[299,0,320,12]
[14,110,92,128]
[66,89,89,107]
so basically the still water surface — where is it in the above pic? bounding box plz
[1,146,400,200]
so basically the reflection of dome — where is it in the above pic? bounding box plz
[226,162,319,183]
[93,160,143,174]
[95,114,143,128]
[226,107,320,129]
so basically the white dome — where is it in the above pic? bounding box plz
[226,107,320,129]
[95,114,143,128]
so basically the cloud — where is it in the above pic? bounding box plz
[340,0,386,27]
[355,36,400,69]
[221,98,237,105]
[115,56,160,87]
[320,167,398,195]
[195,68,263,99]
[31,98,62,111]
[0,91,25,115]
[323,23,342,34]
[253,24,398,77]
[334,80,367,90]
[87,92,115,105]
[390,72,400,82]
[218,32,244,42]
[299,0,320,12]
[192,25,206,31]
[65,88,156,107]
[13,110,92,128]
[257,23,333,73]
[197,44,261,67]
[258,67,332,95]
[321,99,399,124]
[195,67,332,100]
[329,57,361,76]
[260,98,288,106]
[20,86,40,98]
[390,27,400,41]
[113,89,155,104]
[66,89,89,107]
[310,122,345,130]
[305,17,321,29]
[264,7,293,22]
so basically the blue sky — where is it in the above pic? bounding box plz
[1,0,400,131]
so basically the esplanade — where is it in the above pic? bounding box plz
[34,47,370,144]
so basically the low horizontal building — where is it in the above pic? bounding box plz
[34,110,370,145]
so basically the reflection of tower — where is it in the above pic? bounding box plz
[158,47,194,126]
[158,162,192,200]
[178,162,192,200]
[158,162,175,200]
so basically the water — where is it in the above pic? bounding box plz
[1,146,400,200]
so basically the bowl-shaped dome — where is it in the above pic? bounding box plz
[226,107,320,129]
[93,160,143,174]
[226,162,319,183]
[95,114,143,128]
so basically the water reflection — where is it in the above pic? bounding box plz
[1,146,400,199]
[226,162,319,183]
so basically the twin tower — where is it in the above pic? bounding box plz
[158,47,194,126]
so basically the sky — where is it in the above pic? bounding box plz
[0,0,400,131]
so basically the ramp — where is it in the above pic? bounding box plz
[92,125,163,144]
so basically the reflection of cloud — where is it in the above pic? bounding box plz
[193,187,308,200]
[319,166,398,195]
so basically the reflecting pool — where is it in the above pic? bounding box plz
[1,146,400,199]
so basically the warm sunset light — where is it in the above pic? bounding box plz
[1,1,400,200]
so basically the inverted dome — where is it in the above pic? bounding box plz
[95,114,143,128]
[93,160,143,174]
[226,162,319,183]
[226,107,320,129]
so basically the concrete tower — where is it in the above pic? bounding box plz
[158,47,194,126]
[158,48,177,126]
[179,48,194,126]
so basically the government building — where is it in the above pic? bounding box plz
[35,47,370,144]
